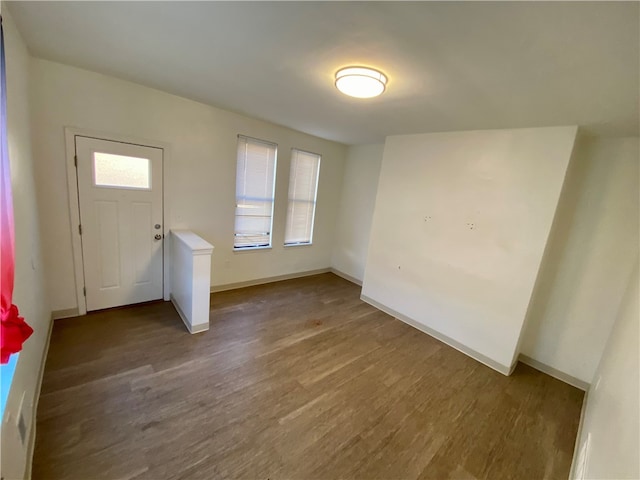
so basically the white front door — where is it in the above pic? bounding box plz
[76,136,164,311]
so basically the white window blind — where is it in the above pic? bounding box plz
[234,135,277,249]
[285,149,321,245]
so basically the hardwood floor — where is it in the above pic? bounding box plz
[33,273,583,480]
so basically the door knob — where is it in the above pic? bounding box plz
[154,234,162,240]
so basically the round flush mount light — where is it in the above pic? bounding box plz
[335,67,387,98]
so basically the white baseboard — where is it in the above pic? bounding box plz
[361,294,514,376]
[518,354,590,391]
[330,268,363,286]
[24,315,55,479]
[568,388,590,480]
[210,268,331,293]
[51,308,79,320]
[170,295,209,334]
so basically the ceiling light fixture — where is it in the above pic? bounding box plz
[335,67,387,98]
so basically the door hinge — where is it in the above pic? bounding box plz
[83,287,86,297]
[79,224,83,235]
[74,155,78,167]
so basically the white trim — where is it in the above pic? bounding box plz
[361,294,514,376]
[569,389,590,480]
[232,245,272,253]
[51,308,79,320]
[330,268,363,286]
[170,295,209,334]
[210,268,331,293]
[234,135,277,251]
[518,354,590,391]
[171,230,214,255]
[63,129,87,315]
[24,315,55,480]
[283,242,313,248]
[284,148,321,246]
[63,127,172,314]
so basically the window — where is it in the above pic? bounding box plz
[93,152,150,189]
[234,135,277,249]
[285,149,321,246]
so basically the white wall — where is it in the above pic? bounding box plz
[331,143,384,282]
[571,261,639,479]
[1,7,52,480]
[362,127,577,371]
[333,133,639,384]
[170,230,213,333]
[30,59,347,312]
[521,136,639,384]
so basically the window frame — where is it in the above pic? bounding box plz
[233,134,278,250]
[284,148,322,247]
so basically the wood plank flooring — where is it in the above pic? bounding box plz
[33,273,584,480]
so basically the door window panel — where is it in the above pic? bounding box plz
[93,152,151,189]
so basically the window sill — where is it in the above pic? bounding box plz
[233,246,273,253]
[1,353,19,422]
[284,242,313,248]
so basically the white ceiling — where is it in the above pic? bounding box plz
[7,1,639,145]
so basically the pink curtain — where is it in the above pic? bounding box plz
[1,17,33,364]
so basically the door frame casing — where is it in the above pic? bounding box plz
[64,127,171,315]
